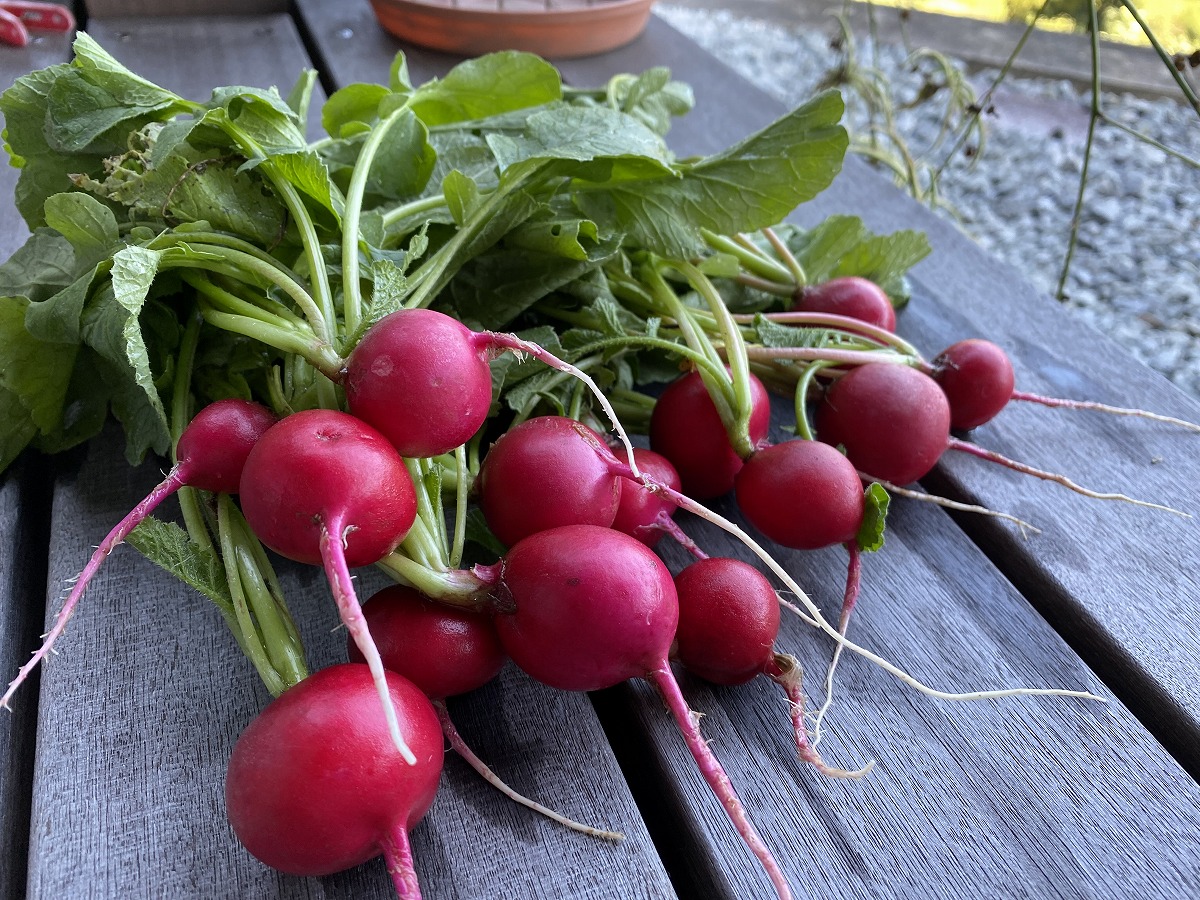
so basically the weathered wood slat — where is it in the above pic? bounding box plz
[287,6,1200,899]
[23,14,674,899]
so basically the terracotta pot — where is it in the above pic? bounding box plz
[368,0,656,59]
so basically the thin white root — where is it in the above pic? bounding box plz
[658,486,1106,705]
[866,476,1042,536]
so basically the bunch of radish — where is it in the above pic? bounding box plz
[6,39,1198,900]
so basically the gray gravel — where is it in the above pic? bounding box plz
[659,5,1200,400]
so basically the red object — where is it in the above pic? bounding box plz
[0,2,75,47]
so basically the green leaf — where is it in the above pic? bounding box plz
[25,265,102,345]
[443,169,482,225]
[829,230,932,305]
[322,82,392,138]
[368,110,436,200]
[210,85,307,154]
[70,32,186,111]
[856,481,890,552]
[487,104,674,174]
[285,69,318,135]
[410,51,562,126]
[444,232,621,331]
[80,247,172,462]
[0,295,77,470]
[1,62,109,226]
[576,91,848,257]
[0,228,83,304]
[127,515,235,615]
[607,67,695,136]
[43,193,121,270]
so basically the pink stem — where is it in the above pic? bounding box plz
[434,700,623,840]
[379,822,422,900]
[318,518,416,765]
[1,465,187,709]
[646,665,793,900]
[837,542,862,635]
[945,437,1186,514]
[1011,390,1200,433]
[654,511,710,560]
[764,654,872,780]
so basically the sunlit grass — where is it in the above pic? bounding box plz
[861,0,1200,50]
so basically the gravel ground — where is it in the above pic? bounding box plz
[658,5,1200,400]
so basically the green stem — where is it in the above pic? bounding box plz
[224,498,307,690]
[198,306,342,378]
[162,242,331,345]
[216,123,338,336]
[677,259,757,457]
[375,552,489,608]
[1117,0,1200,118]
[1056,2,1102,299]
[217,495,286,696]
[701,229,794,284]
[168,310,215,555]
[793,361,827,440]
[449,445,469,570]
[181,270,302,331]
[342,105,413,336]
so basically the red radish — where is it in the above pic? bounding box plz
[611,446,707,557]
[225,663,442,898]
[477,416,621,548]
[349,585,505,702]
[673,557,779,687]
[932,338,1015,431]
[0,398,277,709]
[673,556,867,779]
[649,369,771,499]
[350,585,622,840]
[238,408,419,762]
[793,276,896,332]
[486,524,794,899]
[735,440,865,551]
[815,362,951,485]
[343,308,494,459]
[343,307,638,462]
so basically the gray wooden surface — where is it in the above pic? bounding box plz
[3,3,1200,899]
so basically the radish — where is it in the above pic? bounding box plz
[0,398,277,709]
[931,338,1015,431]
[673,556,869,779]
[793,275,896,332]
[649,369,771,499]
[350,584,622,840]
[343,308,495,459]
[225,663,443,898]
[237,408,420,762]
[814,362,950,485]
[734,439,865,551]
[477,416,621,548]
[611,446,708,558]
[485,524,794,899]
[343,307,641,463]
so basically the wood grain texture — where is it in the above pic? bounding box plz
[23,14,674,899]
[83,1,289,16]
[0,455,53,900]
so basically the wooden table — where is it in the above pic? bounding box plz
[2,3,1199,898]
